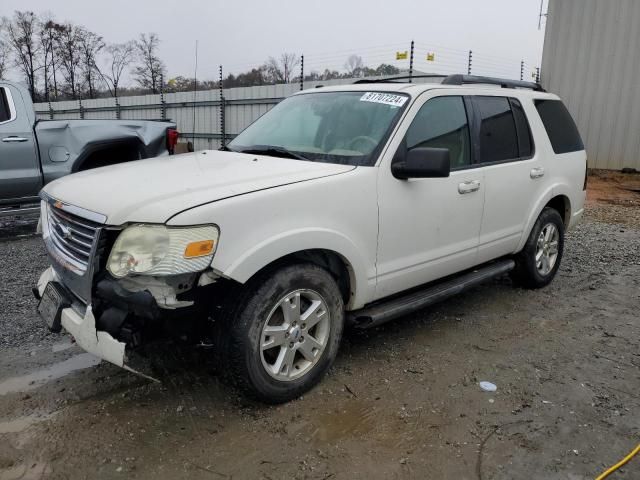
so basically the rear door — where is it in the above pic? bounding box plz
[0,84,41,201]
[471,95,546,263]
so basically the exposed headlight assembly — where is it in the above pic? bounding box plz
[107,224,219,278]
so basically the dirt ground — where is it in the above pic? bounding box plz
[0,172,639,480]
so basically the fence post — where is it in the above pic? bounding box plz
[48,99,54,120]
[115,94,121,120]
[300,54,304,91]
[536,67,540,84]
[219,65,226,148]
[78,98,84,119]
[467,50,473,75]
[520,61,524,81]
[409,40,414,83]
[160,72,166,121]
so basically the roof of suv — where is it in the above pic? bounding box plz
[297,78,559,101]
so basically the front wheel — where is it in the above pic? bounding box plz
[221,263,344,403]
[511,207,565,289]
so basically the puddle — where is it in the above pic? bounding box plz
[51,341,74,353]
[0,353,101,396]
[0,461,51,480]
[306,401,379,442]
[0,412,57,434]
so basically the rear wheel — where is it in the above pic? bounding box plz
[511,207,565,289]
[220,263,344,403]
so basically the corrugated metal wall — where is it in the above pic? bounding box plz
[541,0,640,170]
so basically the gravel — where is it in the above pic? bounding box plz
[0,202,638,479]
[0,226,51,350]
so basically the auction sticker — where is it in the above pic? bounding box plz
[360,92,408,107]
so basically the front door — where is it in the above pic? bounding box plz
[376,94,485,300]
[0,84,41,201]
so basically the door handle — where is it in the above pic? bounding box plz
[530,167,545,179]
[2,136,28,143]
[458,180,481,194]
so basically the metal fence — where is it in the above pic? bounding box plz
[33,78,364,151]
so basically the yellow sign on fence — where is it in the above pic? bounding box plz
[396,51,408,60]
[426,52,435,61]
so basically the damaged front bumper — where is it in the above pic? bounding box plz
[36,267,158,380]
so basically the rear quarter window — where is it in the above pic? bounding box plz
[534,99,584,154]
[0,88,12,123]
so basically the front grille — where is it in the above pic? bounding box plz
[46,203,102,274]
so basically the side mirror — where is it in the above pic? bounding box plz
[392,147,451,179]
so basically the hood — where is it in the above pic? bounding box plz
[43,150,356,225]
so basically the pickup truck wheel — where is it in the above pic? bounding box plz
[511,207,564,289]
[222,264,344,403]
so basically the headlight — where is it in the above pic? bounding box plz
[107,224,219,278]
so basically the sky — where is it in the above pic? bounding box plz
[1,0,548,84]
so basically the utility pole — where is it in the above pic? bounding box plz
[538,0,548,30]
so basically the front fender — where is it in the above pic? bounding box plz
[219,228,374,310]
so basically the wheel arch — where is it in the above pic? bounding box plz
[217,229,373,310]
[73,138,146,172]
[517,184,572,252]
[544,194,571,226]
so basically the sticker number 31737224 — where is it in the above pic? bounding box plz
[360,92,408,107]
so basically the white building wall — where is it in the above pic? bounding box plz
[542,0,640,170]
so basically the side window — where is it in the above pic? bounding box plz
[405,96,471,169]
[510,98,533,158]
[534,99,584,154]
[474,96,519,163]
[0,87,12,123]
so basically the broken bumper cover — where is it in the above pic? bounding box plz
[37,267,126,368]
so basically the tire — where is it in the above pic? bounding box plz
[219,263,344,403]
[511,207,565,289]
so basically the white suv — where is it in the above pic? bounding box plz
[35,75,587,403]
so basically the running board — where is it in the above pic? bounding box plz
[348,259,515,329]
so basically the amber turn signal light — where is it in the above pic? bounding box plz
[184,240,215,258]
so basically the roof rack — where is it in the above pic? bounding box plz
[353,74,447,84]
[441,74,545,92]
[353,73,545,92]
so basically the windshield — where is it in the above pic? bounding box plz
[228,91,409,166]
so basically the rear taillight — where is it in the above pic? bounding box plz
[167,128,179,154]
[583,158,588,190]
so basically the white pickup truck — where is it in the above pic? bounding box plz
[35,75,587,403]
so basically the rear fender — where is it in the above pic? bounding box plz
[516,183,572,252]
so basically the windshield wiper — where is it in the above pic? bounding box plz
[235,145,308,161]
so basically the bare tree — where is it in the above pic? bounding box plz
[265,52,299,84]
[78,28,104,98]
[0,38,10,80]
[42,18,64,99]
[344,54,364,77]
[4,11,41,100]
[101,41,134,98]
[55,23,82,99]
[133,33,165,93]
